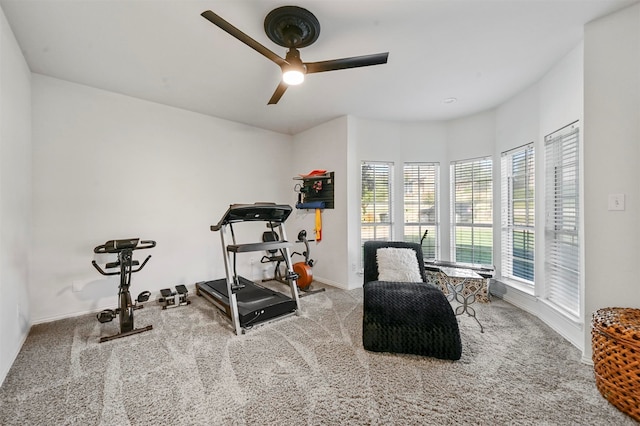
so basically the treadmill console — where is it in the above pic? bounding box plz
[211,203,292,231]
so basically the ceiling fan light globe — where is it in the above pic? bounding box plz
[283,69,305,85]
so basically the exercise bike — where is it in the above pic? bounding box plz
[92,238,155,343]
[292,230,325,296]
[261,229,325,296]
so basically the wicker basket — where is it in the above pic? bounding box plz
[591,307,640,421]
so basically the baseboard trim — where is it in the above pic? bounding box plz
[492,281,584,352]
[32,283,200,325]
[313,275,346,289]
[581,355,594,366]
[0,324,31,387]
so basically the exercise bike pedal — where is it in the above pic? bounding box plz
[136,290,151,303]
[97,309,115,323]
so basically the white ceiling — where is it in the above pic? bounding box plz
[1,0,636,135]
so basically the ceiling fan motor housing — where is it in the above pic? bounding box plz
[264,6,321,48]
[285,48,305,68]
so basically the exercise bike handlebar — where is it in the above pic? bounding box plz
[91,238,155,276]
[91,254,152,276]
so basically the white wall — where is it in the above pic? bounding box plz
[3,2,638,385]
[30,74,293,323]
[289,116,349,288]
[444,110,497,260]
[491,3,640,359]
[494,83,540,297]
[0,7,32,385]
[348,118,448,287]
[445,110,497,161]
[583,3,640,359]
[491,43,586,350]
[344,114,496,288]
[539,44,584,136]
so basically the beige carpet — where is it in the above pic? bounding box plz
[0,283,634,425]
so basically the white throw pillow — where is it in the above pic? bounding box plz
[376,247,422,282]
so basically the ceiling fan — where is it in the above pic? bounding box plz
[201,6,389,105]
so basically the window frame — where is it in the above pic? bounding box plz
[360,161,394,251]
[501,143,535,285]
[450,156,493,265]
[403,162,440,259]
[544,121,581,318]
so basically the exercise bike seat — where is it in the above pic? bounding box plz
[261,231,286,262]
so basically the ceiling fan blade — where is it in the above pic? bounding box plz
[268,82,288,105]
[201,10,287,67]
[305,52,389,74]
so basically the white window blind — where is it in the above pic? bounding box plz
[450,157,493,264]
[404,162,439,259]
[544,122,580,317]
[501,144,535,284]
[361,162,393,249]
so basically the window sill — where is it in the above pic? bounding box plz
[539,298,582,325]
[495,278,582,325]
[498,277,535,296]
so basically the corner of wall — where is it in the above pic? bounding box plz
[0,3,33,386]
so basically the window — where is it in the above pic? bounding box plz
[501,144,535,283]
[404,162,439,259]
[361,162,393,248]
[544,122,580,317]
[450,157,493,264]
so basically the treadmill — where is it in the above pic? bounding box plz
[196,203,302,334]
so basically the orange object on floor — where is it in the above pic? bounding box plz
[293,262,313,290]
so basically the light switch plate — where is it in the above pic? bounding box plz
[608,193,625,211]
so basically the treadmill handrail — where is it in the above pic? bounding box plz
[227,240,292,253]
[211,203,292,231]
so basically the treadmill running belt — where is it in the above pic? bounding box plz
[196,277,297,327]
